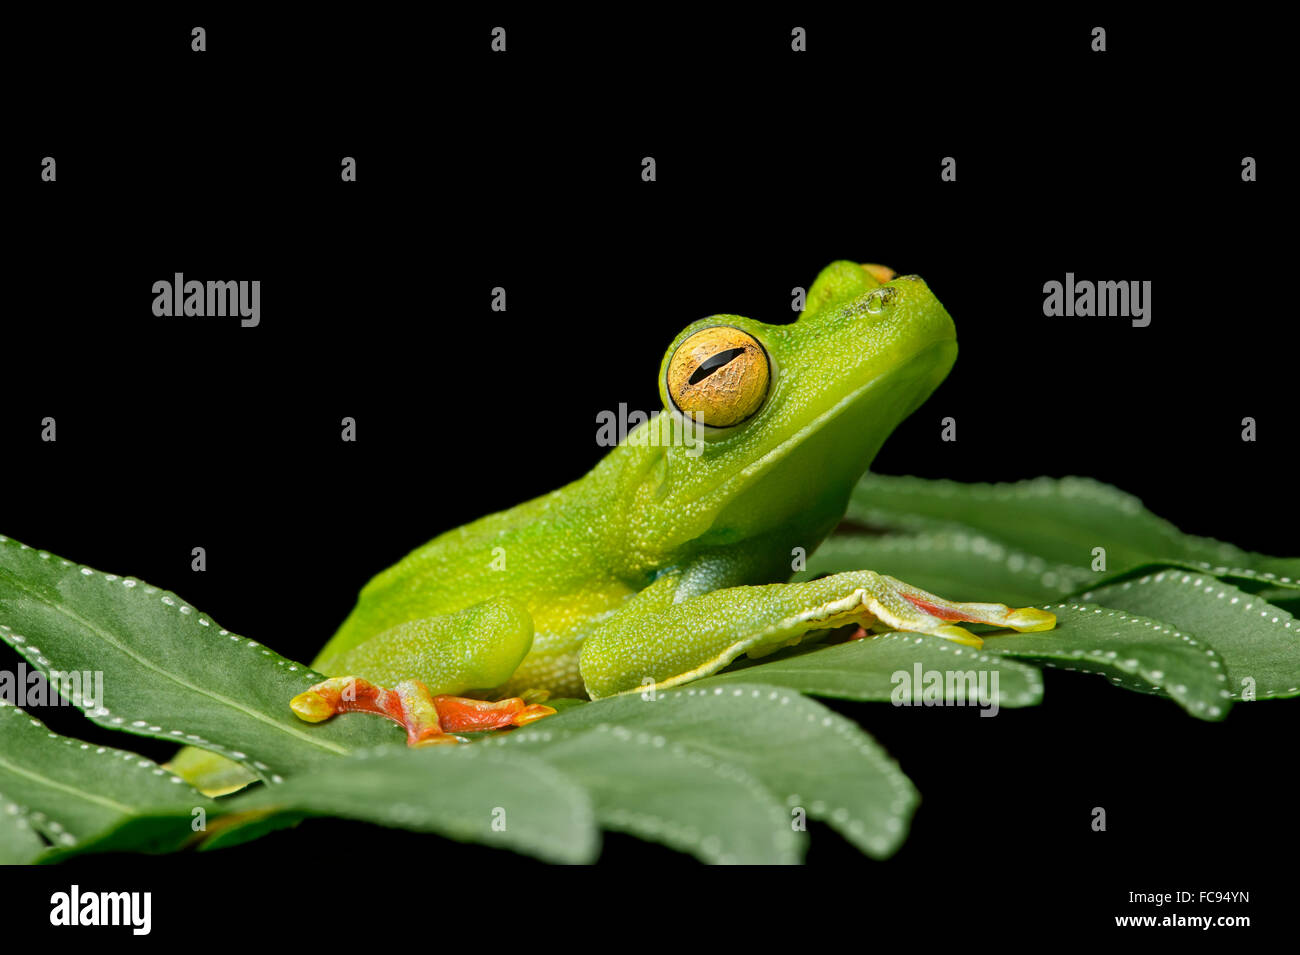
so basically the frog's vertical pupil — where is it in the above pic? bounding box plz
[665,325,770,428]
[688,347,748,386]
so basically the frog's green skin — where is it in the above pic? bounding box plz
[312,261,1035,703]
[172,261,1054,788]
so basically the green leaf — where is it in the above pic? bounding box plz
[799,531,1091,605]
[34,812,222,860]
[1086,560,1300,594]
[0,792,47,864]
[48,744,600,865]
[701,632,1044,707]
[232,745,598,864]
[1078,571,1300,701]
[198,808,306,852]
[983,602,1232,720]
[488,722,802,864]
[518,682,917,859]
[0,702,209,850]
[846,474,1299,580]
[0,534,400,784]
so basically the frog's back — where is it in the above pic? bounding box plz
[313,454,651,685]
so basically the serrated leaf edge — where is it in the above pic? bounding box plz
[989,602,1232,719]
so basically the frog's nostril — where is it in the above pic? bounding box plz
[859,286,897,315]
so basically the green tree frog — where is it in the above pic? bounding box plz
[178,262,1055,785]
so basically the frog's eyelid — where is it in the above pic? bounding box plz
[687,347,748,386]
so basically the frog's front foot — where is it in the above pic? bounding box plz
[290,676,556,745]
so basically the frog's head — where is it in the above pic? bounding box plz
[627,263,957,569]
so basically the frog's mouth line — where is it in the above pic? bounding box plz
[694,337,958,513]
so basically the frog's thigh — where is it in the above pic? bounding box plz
[578,571,1054,700]
[320,596,535,696]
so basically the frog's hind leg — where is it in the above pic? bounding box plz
[578,569,1056,699]
[291,676,555,746]
[291,597,554,744]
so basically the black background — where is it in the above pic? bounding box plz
[1,8,1292,938]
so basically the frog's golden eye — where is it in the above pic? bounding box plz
[666,325,770,428]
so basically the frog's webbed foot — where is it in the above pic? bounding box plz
[290,676,556,746]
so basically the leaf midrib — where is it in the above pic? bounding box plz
[0,751,136,817]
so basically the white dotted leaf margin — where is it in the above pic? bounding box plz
[799,531,1092,606]
[227,744,600,864]
[983,603,1232,720]
[0,534,400,785]
[844,474,1299,583]
[512,683,919,860]
[1090,560,1300,594]
[495,725,800,864]
[39,744,601,865]
[1080,571,1300,701]
[695,631,1044,708]
[0,792,47,864]
[0,701,209,857]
